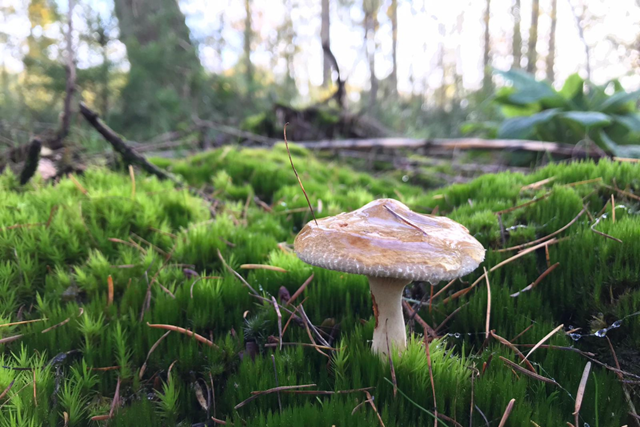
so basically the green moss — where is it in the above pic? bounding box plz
[0,151,637,426]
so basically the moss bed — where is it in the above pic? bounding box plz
[0,144,638,426]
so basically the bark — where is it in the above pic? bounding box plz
[113,0,202,134]
[53,0,76,149]
[511,0,522,69]
[546,0,558,82]
[389,0,398,96]
[364,0,379,104]
[244,0,253,84]
[567,0,591,80]
[483,0,492,90]
[321,0,331,87]
[527,0,540,74]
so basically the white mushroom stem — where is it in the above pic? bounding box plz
[368,276,411,355]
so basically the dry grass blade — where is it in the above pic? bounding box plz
[510,323,534,343]
[109,376,121,418]
[423,336,438,427]
[129,165,136,199]
[434,303,468,333]
[41,317,72,334]
[271,296,283,351]
[146,323,219,349]
[108,238,147,254]
[190,276,222,299]
[611,194,615,223]
[217,249,260,296]
[443,239,559,305]
[279,386,374,395]
[107,275,114,307]
[283,123,317,225]
[521,324,564,363]
[511,263,560,297]
[563,177,602,188]
[32,369,37,407]
[68,174,88,196]
[385,322,397,398]
[430,279,458,302]
[573,362,591,426]
[383,204,427,235]
[0,380,14,400]
[590,216,623,243]
[240,264,288,273]
[235,384,316,409]
[365,390,386,427]
[281,297,307,338]
[521,177,556,191]
[288,274,314,306]
[264,342,339,351]
[211,417,231,425]
[88,366,120,372]
[499,357,559,385]
[299,306,329,358]
[484,268,491,339]
[139,330,171,379]
[45,205,59,228]
[402,301,437,338]
[0,318,46,329]
[496,206,586,252]
[497,399,516,427]
[601,183,640,201]
[491,331,536,372]
[495,192,552,215]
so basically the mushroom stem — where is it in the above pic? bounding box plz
[368,276,411,355]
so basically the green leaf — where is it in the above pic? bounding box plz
[495,69,565,106]
[598,130,640,158]
[498,109,560,139]
[559,111,611,128]
[559,73,584,100]
[612,114,640,132]
[599,89,640,113]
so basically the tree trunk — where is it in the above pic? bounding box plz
[526,0,540,74]
[364,0,379,105]
[244,0,253,85]
[113,0,202,136]
[321,0,331,87]
[389,0,398,96]
[483,0,492,90]
[546,0,558,82]
[511,0,522,69]
[568,0,591,80]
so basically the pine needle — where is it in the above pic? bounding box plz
[283,123,317,225]
[497,399,516,427]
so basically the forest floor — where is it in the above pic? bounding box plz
[0,143,639,426]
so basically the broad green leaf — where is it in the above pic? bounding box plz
[599,89,640,113]
[500,103,541,118]
[559,73,584,100]
[496,69,565,107]
[498,109,560,139]
[559,111,611,128]
[612,114,640,132]
[599,130,640,158]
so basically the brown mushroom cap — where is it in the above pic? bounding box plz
[294,198,485,283]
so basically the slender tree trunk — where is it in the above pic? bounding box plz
[567,0,591,80]
[527,0,540,74]
[546,0,557,82]
[364,0,379,104]
[321,0,331,87]
[483,0,492,90]
[389,0,398,96]
[511,0,522,69]
[244,0,253,85]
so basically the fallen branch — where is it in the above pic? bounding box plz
[297,137,604,158]
[79,103,178,183]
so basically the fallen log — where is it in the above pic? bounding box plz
[296,137,606,158]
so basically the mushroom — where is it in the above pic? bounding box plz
[294,198,485,355]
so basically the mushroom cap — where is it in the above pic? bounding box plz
[294,198,485,283]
